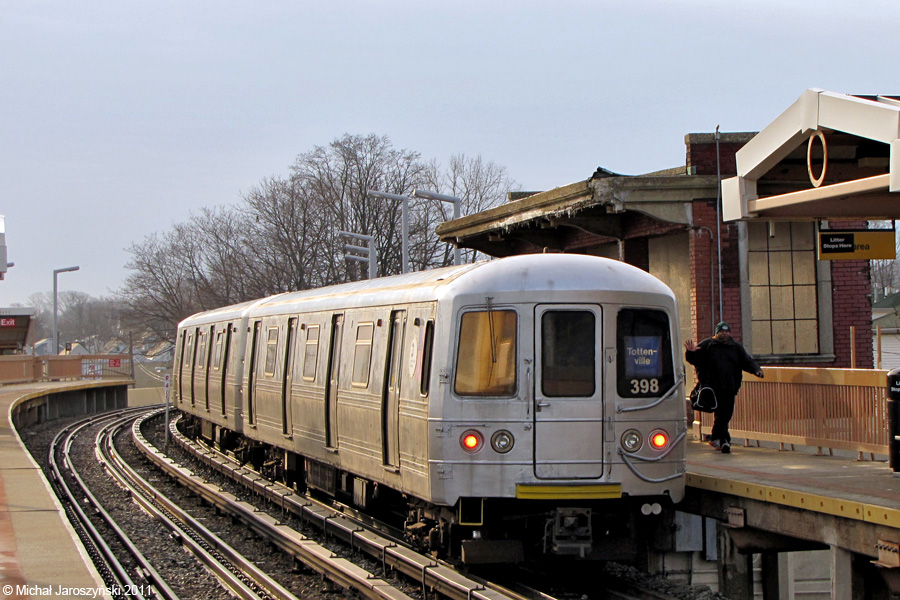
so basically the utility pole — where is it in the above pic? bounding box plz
[413,189,461,265]
[338,231,377,279]
[366,190,410,274]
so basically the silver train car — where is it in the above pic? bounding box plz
[173,254,686,562]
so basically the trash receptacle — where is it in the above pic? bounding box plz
[887,367,900,472]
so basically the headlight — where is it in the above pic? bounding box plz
[491,430,515,453]
[621,429,643,452]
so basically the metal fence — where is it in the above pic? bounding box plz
[695,367,890,456]
[0,355,133,384]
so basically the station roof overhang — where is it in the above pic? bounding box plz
[436,169,719,257]
[0,307,35,352]
[723,89,900,222]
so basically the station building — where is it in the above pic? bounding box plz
[437,90,900,377]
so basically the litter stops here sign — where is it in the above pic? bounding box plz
[817,230,896,260]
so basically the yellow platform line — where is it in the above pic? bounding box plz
[686,473,900,528]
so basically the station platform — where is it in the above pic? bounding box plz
[685,437,900,526]
[0,381,127,600]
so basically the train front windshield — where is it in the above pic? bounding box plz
[616,309,675,398]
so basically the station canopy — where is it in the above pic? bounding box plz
[723,89,900,222]
[0,307,35,354]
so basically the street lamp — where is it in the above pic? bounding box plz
[53,266,79,354]
[366,190,410,274]
[413,189,461,265]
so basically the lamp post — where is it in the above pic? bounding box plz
[412,189,461,265]
[52,266,79,354]
[366,190,410,274]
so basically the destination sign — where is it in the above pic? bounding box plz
[623,336,662,378]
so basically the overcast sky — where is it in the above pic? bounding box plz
[2,1,898,306]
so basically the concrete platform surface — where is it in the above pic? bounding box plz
[686,437,900,527]
[0,381,116,600]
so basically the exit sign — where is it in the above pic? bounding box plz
[0,318,15,327]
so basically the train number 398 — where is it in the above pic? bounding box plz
[629,378,660,394]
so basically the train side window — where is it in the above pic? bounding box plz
[420,320,435,397]
[196,332,207,370]
[264,326,279,377]
[302,325,319,381]
[541,310,595,397]
[213,330,224,370]
[616,308,675,398]
[454,309,517,397]
[351,323,374,387]
[185,333,194,368]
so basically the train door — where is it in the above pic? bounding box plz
[247,321,262,425]
[203,325,214,411]
[382,310,406,468]
[325,314,343,448]
[188,328,198,407]
[218,323,232,416]
[282,318,298,436]
[533,305,604,479]
[177,329,191,406]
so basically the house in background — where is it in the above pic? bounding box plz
[873,292,900,371]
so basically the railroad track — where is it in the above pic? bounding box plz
[48,408,179,600]
[134,408,538,600]
[37,408,702,600]
[97,411,302,600]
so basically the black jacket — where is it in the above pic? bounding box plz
[685,337,760,398]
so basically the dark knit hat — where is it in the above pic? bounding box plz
[715,321,730,334]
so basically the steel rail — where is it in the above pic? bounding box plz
[48,408,162,600]
[132,410,416,600]
[99,413,300,600]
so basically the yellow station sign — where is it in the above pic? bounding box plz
[817,230,896,260]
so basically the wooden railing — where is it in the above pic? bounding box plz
[0,355,133,384]
[695,367,891,455]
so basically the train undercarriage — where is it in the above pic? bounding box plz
[182,415,674,564]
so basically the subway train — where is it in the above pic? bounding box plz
[173,253,686,563]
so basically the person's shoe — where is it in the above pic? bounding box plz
[721,442,731,454]
[709,439,721,450]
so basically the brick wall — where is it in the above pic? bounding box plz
[829,258,874,368]
[684,133,755,176]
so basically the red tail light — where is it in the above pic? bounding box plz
[460,430,483,453]
[650,430,669,450]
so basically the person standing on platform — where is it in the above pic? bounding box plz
[684,321,763,454]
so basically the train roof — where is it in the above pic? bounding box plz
[178,254,675,328]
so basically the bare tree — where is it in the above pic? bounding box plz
[18,291,124,352]
[57,291,123,352]
[119,228,207,343]
[421,153,518,265]
[118,134,518,343]
[869,220,900,301]
[290,133,431,279]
